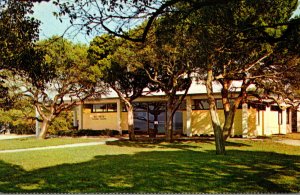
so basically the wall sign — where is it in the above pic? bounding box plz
[91,115,107,120]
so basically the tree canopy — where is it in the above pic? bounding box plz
[12,37,105,139]
[88,34,151,140]
[54,0,300,153]
[0,0,50,107]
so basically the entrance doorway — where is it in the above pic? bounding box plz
[292,109,298,133]
[133,102,183,135]
[148,102,166,134]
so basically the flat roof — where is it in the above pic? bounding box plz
[101,80,244,99]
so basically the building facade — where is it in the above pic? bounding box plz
[72,81,299,137]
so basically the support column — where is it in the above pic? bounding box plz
[117,99,122,135]
[242,103,248,138]
[262,110,265,136]
[35,107,40,138]
[78,104,83,130]
[186,96,192,137]
[254,110,260,136]
[281,109,287,134]
[264,106,272,136]
[73,107,78,127]
[297,110,300,132]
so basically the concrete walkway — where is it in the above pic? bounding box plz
[0,134,35,140]
[0,138,119,153]
[274,139,300,147]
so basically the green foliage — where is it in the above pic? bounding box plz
[0,0,46,104]
[39,36,94,83]
[0,97,35,134]
[47,111,73,135]
[89,34,150,101]
[0,0,40,70]
[10,36,106,138]
[171,0,300,99]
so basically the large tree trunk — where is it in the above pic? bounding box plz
[221,80,240,141]
[126,104,136,141]
[223,108,236,140]
[165,104,174,142]
[222,80,247,140]
[223,98,242,140]
[38,119,49,139]
[207,68,226,155]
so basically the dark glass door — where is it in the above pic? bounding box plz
[149,102,166,134]
[133,103,148,134]
[133,101,183,135]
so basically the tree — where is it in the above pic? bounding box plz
[0,0,45,107]
[130,19,202,142]
[0,70,37,134]
[178,0,300,154]
[136,0,299,151]
[54,0,235,42]
[15,37,104,139]
[88,34,151,141]
[57,0,300,153]
[0,72,74,135]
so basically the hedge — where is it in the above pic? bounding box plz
[55,129,122,137]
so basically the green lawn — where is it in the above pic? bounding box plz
[0,138,299,193]
[0,137,110,150]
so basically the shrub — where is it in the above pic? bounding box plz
[48,112,73,135]
[55,129,121,137]
[10,124,35,135]
[56,130,75,137]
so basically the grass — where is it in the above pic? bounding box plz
[0,137,110,150]
[0,138,299,193]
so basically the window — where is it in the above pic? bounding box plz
[133,102,148,111]
[249,102,266,110]
[121,103,128,112]
[134,111,148,131]
[92,104,106,112]
[173,112,183,131]
[149,102,165,111]
[216,99,224,109]
[92,103,117,113]
[193,99,209,110]
[132,101,183,134]
[271,105,281,111]
[107,104,117,112]
[257,104,266,111]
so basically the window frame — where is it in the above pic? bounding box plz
[91,103,117,113]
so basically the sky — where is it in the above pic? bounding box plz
[32,1,94,44]
[32,1,300,44]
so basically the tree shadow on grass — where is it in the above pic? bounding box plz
[106,139,204,150]
[225,141,251,147]
[106,139,250,151]
[0,149,299,193]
